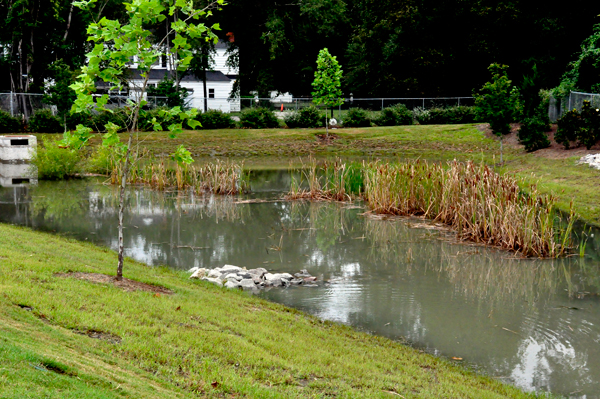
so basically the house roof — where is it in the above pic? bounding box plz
[128,69,231,82]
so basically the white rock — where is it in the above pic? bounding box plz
[271,278,282,287]
[188,267,200,273]
[222,273,240,281]
[221,265,243,273]
[248,268,268,277]
[265,273,293,281]
[578,154,600,170]
[201,277,223,287]
[239,279,256,288]
[189,268,207,279]
[264,273,276,281]
[207,269,221,278]
[225,281,240,289]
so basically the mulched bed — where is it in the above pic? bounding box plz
[55,272,174,294]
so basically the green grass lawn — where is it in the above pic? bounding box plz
[0,224,541,398]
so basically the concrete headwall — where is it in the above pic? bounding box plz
[0,135,37,162]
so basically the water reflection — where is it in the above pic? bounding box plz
[1,177,600,398]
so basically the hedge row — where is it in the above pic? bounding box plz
[1,105,479,133]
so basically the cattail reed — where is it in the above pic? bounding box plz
[289,159,575,258]
[110,158,249,195]
[286,157,362,202]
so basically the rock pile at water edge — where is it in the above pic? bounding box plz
[187,265,318,290]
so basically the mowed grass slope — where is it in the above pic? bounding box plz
[0,224,538,398]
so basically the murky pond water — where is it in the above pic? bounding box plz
[1,171,600,398]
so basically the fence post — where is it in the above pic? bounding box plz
[458,98,460,106]
[381,98,384,110]
[422,98,425,109]
[339,103,341,120]
[568,92,572,111]
[9,92,13,117]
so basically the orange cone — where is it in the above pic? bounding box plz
[281,103,284,112]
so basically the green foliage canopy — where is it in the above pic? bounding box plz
[474,64,521,137]
[312,48,343,110]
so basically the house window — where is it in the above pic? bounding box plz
[209,89,215,99]
[161,55,167,68]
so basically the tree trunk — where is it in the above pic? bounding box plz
[500,135,503,164]
[116,74,147,280]
[325,106,328,137]
[116,131,133,281]
[202,47,208,113]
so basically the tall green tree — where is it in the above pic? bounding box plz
[43,59,78,129]
[69,0,223,280]
[0,0,124,92]
[312,48,343,135]
[474,63,521,163]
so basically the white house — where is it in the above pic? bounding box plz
[115,41,240,113]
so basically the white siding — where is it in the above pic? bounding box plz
[214,48,238,75]
[180,81,234,112]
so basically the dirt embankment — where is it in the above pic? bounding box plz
[477,123,600,159]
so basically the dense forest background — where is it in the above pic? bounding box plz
[1,0,599,98]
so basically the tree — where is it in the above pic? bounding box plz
[147,77,190,108]
[69,0,224,280]
[474,63,521,163]
[312,48,343,136]
[43,59,78,129]
[189,39,216,112]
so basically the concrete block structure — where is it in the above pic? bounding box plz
[0,162,37,187]
[0,135,37,162]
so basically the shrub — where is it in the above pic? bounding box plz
[86,144,125,175]
[240,107,280,129]
[413,107,433,125]
[65,111,92,130]
[138,107,172,132]
[414,106,477,125]
[578,101,600,149]
[0,110,22,133]
[31,137,82,179]
[375,104,413,126]
[342,108,371,127]
[284,106,324,128]
[555,109,581,149]
[197,109,235,129]
[555,101,600,150]
[28,109,63,133]
[518,116,551,152]
[90,109,129,132]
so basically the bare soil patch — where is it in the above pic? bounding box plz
[315,132,339,143]
[75,329,122,344]
[55,272,174,294]
[477,123,600,159]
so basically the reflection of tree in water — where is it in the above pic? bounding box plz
[363,217,600,306]
[30,180,94,220]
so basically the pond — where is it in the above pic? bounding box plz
[1,170,600,398]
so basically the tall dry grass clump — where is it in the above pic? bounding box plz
[362,160,574,258]
[109,158,249,195]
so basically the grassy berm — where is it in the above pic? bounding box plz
[0,223,539,398]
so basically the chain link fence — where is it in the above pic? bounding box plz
[549,91,600,122]
[237,96,474,120]
[0,92,170,121]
